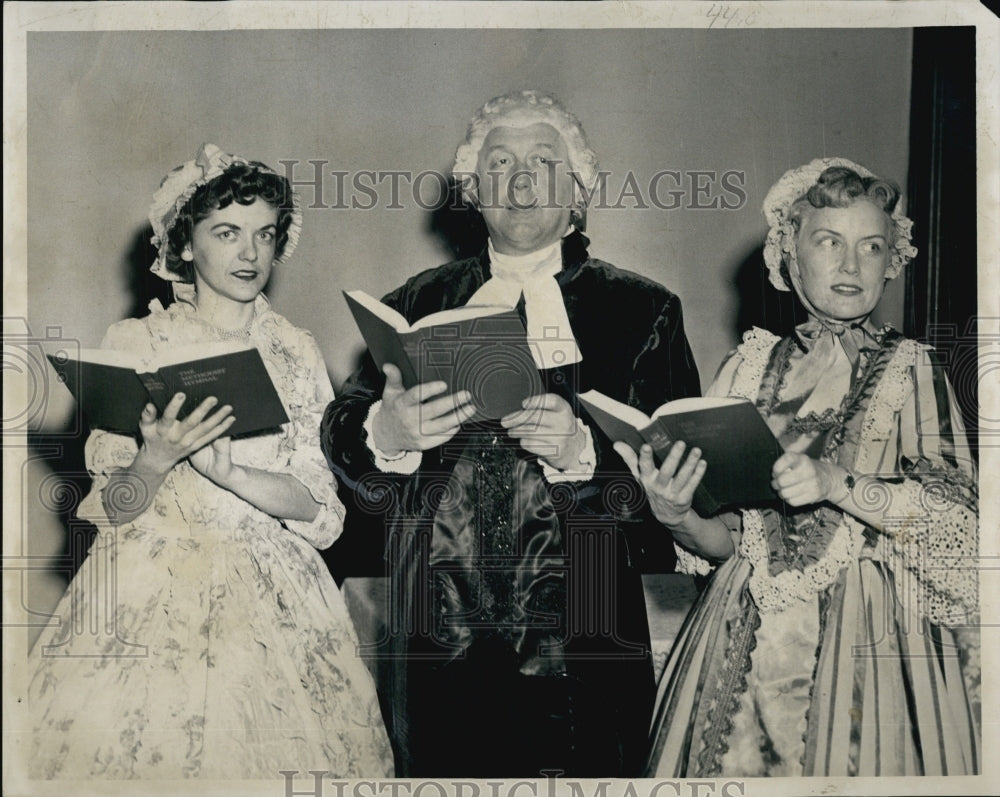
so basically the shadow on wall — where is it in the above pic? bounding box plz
[28,225,168,613]
[730,244,808,344]
[25,432,97,638]
[426,177,489,262]
[124,225,175,321]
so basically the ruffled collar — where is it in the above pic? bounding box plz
[148,284,272,340]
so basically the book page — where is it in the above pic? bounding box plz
[56,347,142,369]
[344,289,410,332]
[650,396,746,419]
[578,389,653,430]
[409,303,512,331]
[57,341,249,372]
[146,340,250,371]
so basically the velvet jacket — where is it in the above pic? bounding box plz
[321,231,701,775]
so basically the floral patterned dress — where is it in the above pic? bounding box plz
[29,295,394,779]
[647,326,979,777]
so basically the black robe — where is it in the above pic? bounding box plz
[321,231,701,777]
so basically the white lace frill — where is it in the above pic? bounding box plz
[674,328,777,576]
[741,510,865,613]
[855,340,978,627]
[675,545,715,576]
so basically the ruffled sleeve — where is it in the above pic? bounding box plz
[278,331,346,550]
[77,431,141,527]
[858,341,978,628]
[75,321,148,527]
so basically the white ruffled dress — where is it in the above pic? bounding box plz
[29,295,394,779]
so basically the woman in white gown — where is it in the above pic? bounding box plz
[29,144,394,779]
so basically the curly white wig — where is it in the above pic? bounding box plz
[452,90,600,218]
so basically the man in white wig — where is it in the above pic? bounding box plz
[322,90,701,777]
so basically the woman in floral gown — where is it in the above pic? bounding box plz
[29,144,393,779]
[620,158,979,777]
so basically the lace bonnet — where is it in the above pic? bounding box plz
[148,143,302,281]
[761,157,917,292]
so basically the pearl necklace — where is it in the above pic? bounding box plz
[210,321,254,340]
[200,311,255,340]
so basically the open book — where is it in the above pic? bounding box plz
[578,390,783,515]
[47,341,288,437]
[344,290,545,419]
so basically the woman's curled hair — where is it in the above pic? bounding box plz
[164,163,296,282]
[787,166,901,232]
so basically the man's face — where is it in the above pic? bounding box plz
[475,122,576,255]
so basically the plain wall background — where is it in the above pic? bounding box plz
[23,27,913,635]
[27,28,912,391]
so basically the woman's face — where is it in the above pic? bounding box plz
[793,198,892,323]
[184,198,278,306]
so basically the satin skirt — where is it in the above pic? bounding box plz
[646,555,979,777]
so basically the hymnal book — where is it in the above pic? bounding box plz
[343,289,544,419]
[47,342,289,437]
[578,390,784,515]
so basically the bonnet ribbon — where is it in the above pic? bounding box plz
[794,316,881,378]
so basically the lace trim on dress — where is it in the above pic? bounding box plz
[674,328,778,575]
[675,545,715,576]
[738,336,902,611]
[741,509,865,613]
[736,337,976,620]
[730,328,779,401]
[857,339,978,625]
[696,590,761,776]
[786,407,840,435]
[854,338,918,467]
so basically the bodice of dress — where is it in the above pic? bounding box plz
[76,294,344,550]
[750,329,898,578]
[676,325,978,627]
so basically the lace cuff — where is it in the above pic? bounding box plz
[877,479,979,627]
[541,419,596,484]
[77,430,142,527]
[674,543,714,576]
[362,400,422,474]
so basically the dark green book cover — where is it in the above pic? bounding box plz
[579,390,784,515]
[48,344,288,438]
[344,290,543,420]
